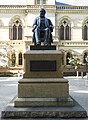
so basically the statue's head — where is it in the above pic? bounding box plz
[40,8,46,17]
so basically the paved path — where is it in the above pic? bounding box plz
[0,77,20,117]
[67,76,88,115]
[0,76,88,120]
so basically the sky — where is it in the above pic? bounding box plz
[0,0,27,5]
[56,0,88,6]
[0,0,88,6]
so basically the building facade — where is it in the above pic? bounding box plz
[0,0,88,74]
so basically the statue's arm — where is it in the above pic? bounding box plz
[48,19,54,32]
[32,19,37,32]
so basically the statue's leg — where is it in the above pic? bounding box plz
[44,28,50,46]
[35,28,41,45]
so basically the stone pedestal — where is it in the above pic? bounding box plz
[18,78,68,98]
[23,50,63,78]
[15,49,73,107]
[15,78,74,107]
[1,46,87,118]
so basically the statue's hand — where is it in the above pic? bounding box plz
[49,25,54,32]
[32,28,35,32]
[32,25,37,32]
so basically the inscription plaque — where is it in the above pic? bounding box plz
[30,60,56,71]
[30,46,56,50]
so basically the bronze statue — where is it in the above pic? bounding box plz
[32,8,54,46]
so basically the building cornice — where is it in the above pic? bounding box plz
[25,5,56,14]
[56,5,88,10]
[0,5,26,14]
[56,10,88,14]
[0,5,27,9]
[0,5,56,14]
[0,5,88,14]
[0,10,26,14]
[56,5,88,14]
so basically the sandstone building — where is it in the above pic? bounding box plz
[0,0,88,75]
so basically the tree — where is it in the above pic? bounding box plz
[68,56,82,77]
[84,56,88,72]
[0,42,14,68]
[84,56,88,79]
[68,56,82,70]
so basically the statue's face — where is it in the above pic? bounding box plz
[40,9,45,18]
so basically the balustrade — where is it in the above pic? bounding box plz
[56,6,88,10]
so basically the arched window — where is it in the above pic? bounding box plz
[66,52,72,65]
[59,19,71,40]
[18,25,22,40]
[13,25,17,40]
[60,25,64,40]
[36,0,40,4]
[43,0,46,4]
[83,52,88,63]
[9,20,23,40]
[66,25,70,40]
[18,52,22,65]
[11,53,16,67]
[35,0,46,4]
[82,20,88,40]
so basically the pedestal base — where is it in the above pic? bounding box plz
[15,97,74,107]
[14,78,74,107]
[17,78,69,98]
[1,97,87,119]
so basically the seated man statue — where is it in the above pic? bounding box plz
[32,8,54,46]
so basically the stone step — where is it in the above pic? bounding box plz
[14,97,74,107]
[1,97,87,119]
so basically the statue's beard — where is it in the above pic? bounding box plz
[40,14,45,18]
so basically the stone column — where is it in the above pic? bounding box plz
[40,0,43,5]
[64,52,67,65]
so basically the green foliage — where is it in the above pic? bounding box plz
[85,56,88,63]
[85,56,88,69]
[68,56,82,70]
